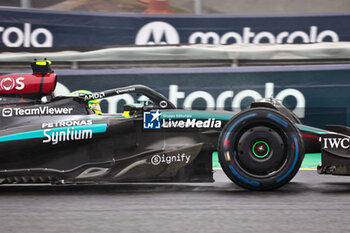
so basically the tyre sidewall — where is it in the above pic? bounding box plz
[218,107,304,190]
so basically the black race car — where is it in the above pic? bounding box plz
[0,61,347,190]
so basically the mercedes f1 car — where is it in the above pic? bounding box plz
[0,61,348,190]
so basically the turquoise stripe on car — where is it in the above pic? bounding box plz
[297,124,328,135]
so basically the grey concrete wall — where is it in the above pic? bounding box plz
[1,0,350,14]
[171,0,350,14]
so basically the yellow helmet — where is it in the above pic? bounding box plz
[69,90,102,115]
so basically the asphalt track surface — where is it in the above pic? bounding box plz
[1,170,350,233]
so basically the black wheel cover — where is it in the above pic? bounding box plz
[218,107,305,190]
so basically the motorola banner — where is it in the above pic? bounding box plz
[38,65,350,129]
[0,8,349,49]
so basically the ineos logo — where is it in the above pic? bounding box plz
[0,77,25,91]
[0,77,15,91]
[135,21,180,45]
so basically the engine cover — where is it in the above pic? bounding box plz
[0,73,57,100]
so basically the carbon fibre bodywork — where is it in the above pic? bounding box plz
[0,90,235,184]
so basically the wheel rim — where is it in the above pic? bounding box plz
[234,125,287,177]
[252,141,270,159]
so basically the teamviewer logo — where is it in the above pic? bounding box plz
[2,108,13,117]
[143,110,161,129]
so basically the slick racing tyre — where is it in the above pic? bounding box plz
[218,107,304,190]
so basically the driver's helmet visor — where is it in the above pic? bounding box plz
[69,90,102,115]
[88,99,102,115]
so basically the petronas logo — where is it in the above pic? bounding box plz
[135,21,180,45]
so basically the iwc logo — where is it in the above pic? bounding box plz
[135,21,180,45]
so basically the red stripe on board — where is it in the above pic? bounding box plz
[302,134,319,139]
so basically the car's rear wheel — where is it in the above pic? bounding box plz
[218,107,304,190]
